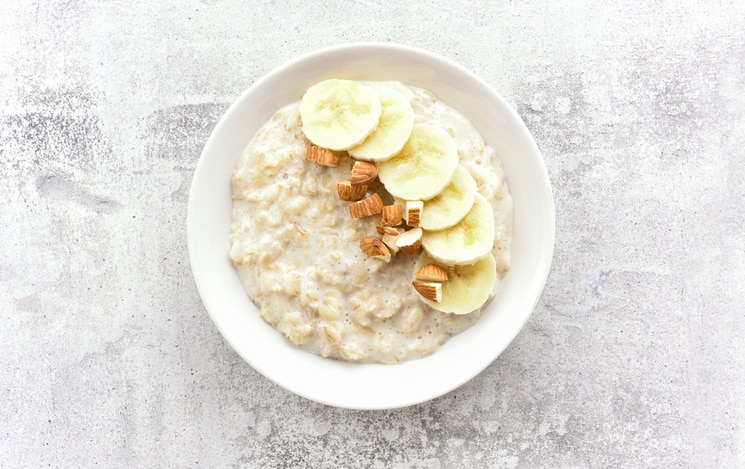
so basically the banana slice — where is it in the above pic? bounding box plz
[348,88,415,161]
[420,165,477,231]
[299,79,382,151]
[421,193,495,265]
[415,253,498,314]
[377,124,458,201]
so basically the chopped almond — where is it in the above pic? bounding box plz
[381,204,403,226]
[350,160,378,185]
[412,280,442,303]
[380,227,403,256]
[397,227,422,255]
[375,225,400,236]
[349,193,384,218]
[337,180,368,201]
[307,145,340,166]
[404,200,423,227]
[415,264,449,282]
[360,236,391,262]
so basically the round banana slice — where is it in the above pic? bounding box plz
[420,165,477,231]
[421,193,495,266]
[415,253,498,314]
[377,124,458,201]
[300,79,382,151]
[348,88,414,161]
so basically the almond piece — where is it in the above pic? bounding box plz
[349,193,384,218]
[307,145,340,166]
[397,227,422,255]
[380,227,403,256]
[415,264,449,282]
[337,180,368,201]
[350,160,378,185]
[412,280,442,303]
[360,236,391,262]
[381,204,403,226]
[376,225,400,236]
[404,200,423,227]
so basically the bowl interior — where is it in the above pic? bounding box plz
[188,43,554,409]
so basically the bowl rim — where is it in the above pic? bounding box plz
[187,42,555,409]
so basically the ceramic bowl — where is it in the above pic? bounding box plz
[188,43,554,409]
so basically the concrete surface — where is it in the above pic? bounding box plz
[1,1,744,467]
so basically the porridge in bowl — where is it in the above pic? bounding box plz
[229,80,513,364]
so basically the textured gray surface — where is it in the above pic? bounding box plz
[1,1,744,467]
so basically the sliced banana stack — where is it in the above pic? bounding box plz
[299,79,501,315]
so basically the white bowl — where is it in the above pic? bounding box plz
[188,43,554,410]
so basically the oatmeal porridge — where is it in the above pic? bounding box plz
[229,80,513,364]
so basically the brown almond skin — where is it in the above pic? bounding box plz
[350,160,378,185]
[404,201,423,227]
[415,264,449,282]
[349,193,384,218]
[398,240,421,256]
[397,228,422,255]
[406,208,421,227]
[337,181,368,201]
[360,236,391,261]
[381,204,403,226]
[307,145,340,166]
[380,226,400,236]
[412,280,442,302]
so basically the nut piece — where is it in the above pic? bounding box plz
[376,225,401,236]
[307,145,340,166]
[415,264,449,282]
[380,227,403,256]
[349,193,384,218]
[360,236,391,262]
[337,180,368,201]
[412,280,443,303]
[381,204,403,226]
[350,160,378,185]
[397,227,422,255]
[404,200,423,227]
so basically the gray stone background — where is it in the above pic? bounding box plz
[1,1,743,467]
